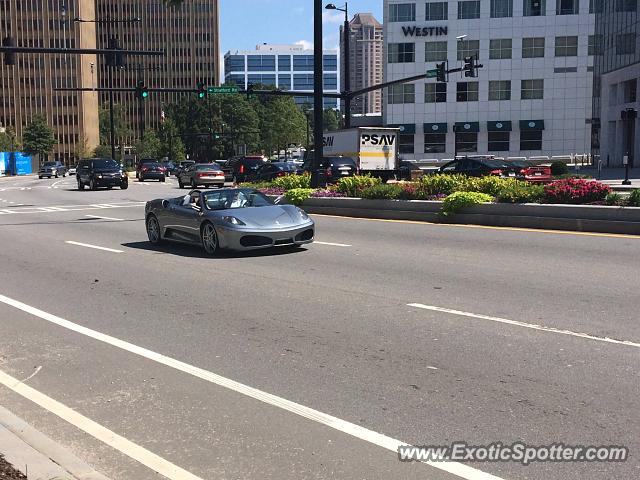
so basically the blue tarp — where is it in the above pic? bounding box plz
[0,152,32,175]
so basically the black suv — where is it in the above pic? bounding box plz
[222,156,267,183]
[38,161,67,179]
[76,158,128,190]
[301,156,357,183]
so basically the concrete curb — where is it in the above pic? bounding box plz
[300,197,640,235]
[0,405,110,480]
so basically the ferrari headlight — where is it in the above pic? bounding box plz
[221,216,245,226]
[296,208,309,220]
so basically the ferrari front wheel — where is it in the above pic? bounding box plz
[201,222,218,256]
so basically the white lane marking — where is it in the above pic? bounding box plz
[65,241,124,253]
[0,369,204,480]
[85,215,125,221]
[0,294,503,480]
[20,365,42,383]
[315,241,352,247]
[0,202,144,216]
[408,303,640,349]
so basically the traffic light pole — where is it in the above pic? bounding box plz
[312,0,324,188]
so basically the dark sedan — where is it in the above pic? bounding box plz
[301,156,357,183]
[439,157,518,178]
[252,162,303,182]
[138,162,167,182]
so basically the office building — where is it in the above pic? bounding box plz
[0,0,99,163]
[224,44,340,109]
[593,0,640,167]
[341,13,384,115]
[383,0,596,160]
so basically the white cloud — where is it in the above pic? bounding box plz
[295,40,314,50]
[322,9,344,24]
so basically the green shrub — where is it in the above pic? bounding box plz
[240,181,274,189]
[418,173,467,196]
[628,189,640,207]
[605,192,626,206]
[495,181,545,204]
[551,161,569,176]
[284,188,315,206]
[273,173,311,190]
[441,192,493,216]
[360,183,403,200]
[336,175,381,197]
[462,176,509,196]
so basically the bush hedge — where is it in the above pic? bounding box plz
[441,192,493,216]
[543,178,611,204]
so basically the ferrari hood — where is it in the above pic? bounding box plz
[230,205,302,228]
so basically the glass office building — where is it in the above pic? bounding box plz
[224,44,340,109]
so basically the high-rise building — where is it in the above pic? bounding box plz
[0,0,220,165]
[224,44,340,109]
[341,13,384,115]
[0,0,99,164]
[383,0,595,160]
[593,1,640,167]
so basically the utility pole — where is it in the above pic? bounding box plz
[326,3,350,128]
[312,0,324,187]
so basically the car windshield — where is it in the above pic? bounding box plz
[196,163,221,171]
[482,159,510,168]
[327,157,355,166]
[274,163,299,171]
[93,159,119,169]
[43,162,56,167]
[202,189,274,210]
[243,158,265,166]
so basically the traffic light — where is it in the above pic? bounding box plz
[197,82,207,99]
[135,81,149,99]
[436,62,447,83]
[2,37,15,66]
[246,83,254,99]
[464,56,477,78]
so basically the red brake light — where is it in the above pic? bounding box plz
[490,169,503,176]
[325,167,332,176]
[239,165,245,174]
[142,167,149,172]
[276,171,285,177]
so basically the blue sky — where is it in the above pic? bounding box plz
[220,0,384,53]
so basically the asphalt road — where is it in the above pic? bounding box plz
[0,174,638,480]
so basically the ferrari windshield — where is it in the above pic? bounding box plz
[202,189,274,210]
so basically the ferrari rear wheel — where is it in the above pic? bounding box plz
[146,215,163,245]
[201,222,218,256]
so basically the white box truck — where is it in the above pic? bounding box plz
[322,127,400,179]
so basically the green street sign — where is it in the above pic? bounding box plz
[426,69,438,78]
[207,86,239,94]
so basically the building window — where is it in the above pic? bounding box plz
[458,1,480,19]
[278,55,291,71]
[388,43,415,63]
[489,39,512,59]
[589,0,603,12]
[491,0,513,17]
[522,37,545,58]
[399,134,415,154]
[616,34,636,55]
[425,41,448,61]
[389,3,416,22]
[225,55,244,73]
[293,74,314,90]
[247,55,275,72]
[425,83,447,103]
[488,132,510,151]
[520,130,543,150]
[426,1,448,20]
[323,74,338,90]
[456,82,479,101]
[456,132,478,152]
[616,0,636,12]
[524,0,545,15]
[556,0,579,14]
[388,83,415,103]
[323,55,338,71]
[278,74,291,89]
[424,133,447,153]
[488,80,511,100]
[521,79,544,99]
[555,36,578,57]
[293,55,315,71]
[457,40,480,61]
[588,35,603,56]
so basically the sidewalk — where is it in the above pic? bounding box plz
[0,405,110,480]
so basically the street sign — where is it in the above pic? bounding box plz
[207,86,239,94]
[426,69,438,78]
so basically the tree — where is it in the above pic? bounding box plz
[254,92,306,156]
[0,127,20,152]
[93,145,112,158]
[74,136,92,160]
[99,103,133,146]
[135,130,162,159]
[22,114,57,162]
[158,119,186,161]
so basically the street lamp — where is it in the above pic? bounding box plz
[325,2,351,128]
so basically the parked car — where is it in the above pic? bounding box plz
[251,162,304,182]
[301,156,358,183]
[178,163,225,189]
[160,161,177,176]
[38,161,67,179]
[67,164,77,176]
[175,160,195,177]
[398,160,422,181]
[507,161,553,183]
[438,157,518,178]
[136,159,162,179]
[76,158,128,190]
[222,156,267,183]
[145,188,314,256]
[138,162,167,182]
